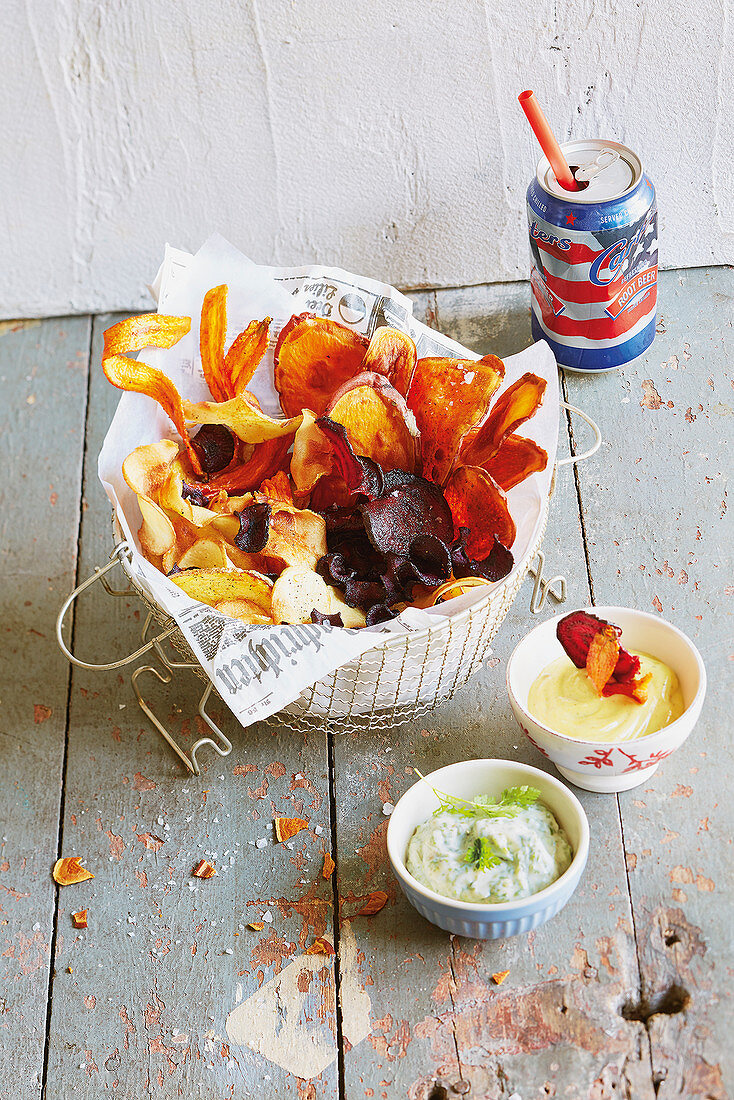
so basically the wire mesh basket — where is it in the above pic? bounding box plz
[56,403,599,772]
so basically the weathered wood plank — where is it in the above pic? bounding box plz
[565,266,733,1099]
[333,285,653,1099]
[0,316,91,1100]
[42,316,340,1097]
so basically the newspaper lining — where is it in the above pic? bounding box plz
[99,235,559,729]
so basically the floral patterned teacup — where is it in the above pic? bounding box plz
[506,607,706,793]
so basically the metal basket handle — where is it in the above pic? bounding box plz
[556,401,602,468]
[131,667,232,776]
[56,542,177,671]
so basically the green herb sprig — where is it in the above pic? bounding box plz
[463,836,502,871]
[414,771,541,820]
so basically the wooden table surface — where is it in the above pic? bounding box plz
[1,267,731,1099]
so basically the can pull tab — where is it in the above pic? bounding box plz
[574,148,620,183]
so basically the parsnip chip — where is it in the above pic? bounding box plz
[224,317,271,395]
[407,355,505,484]
[182,392,302,444]
[485,433,548,491]
[290,410,335,494]
[362,326,417,396]
[199,284,229,402]
[214,599,273,625]
[274,314,369,417]
[460,372,547,468]
[137,495,177,557]
[326,372,420,474]
[177,538,230,571]
[122,440,180,497]
[158,459,219,527]
[257,503,327,573]
[271,566,334,624]
[326,589,366,628]
[170,568,273,613]
[444,465,516,557]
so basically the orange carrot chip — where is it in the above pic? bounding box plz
[274,314,368,417]
[461,372,547,469]
[52,857,94,886]
[274,817,309,842]
[406,355,505,484]
[586,626,621,695]
[71,910,88,929]
[444,465,516,557]
[199,284,229,402]
[322,853,336,879]
[492,970,510,986]
[247,921,266,931]
[224,317,271,396]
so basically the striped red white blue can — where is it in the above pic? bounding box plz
[527,139,657,372]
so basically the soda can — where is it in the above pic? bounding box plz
[527,139,658,372]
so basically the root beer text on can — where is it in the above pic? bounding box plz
[527,139,657,372]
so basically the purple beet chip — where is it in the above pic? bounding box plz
[234,502,271,553]
[191,424,236,474]
[310,609,344,627]
[181,481,210,508]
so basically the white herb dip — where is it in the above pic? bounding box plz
[406,802,573,904]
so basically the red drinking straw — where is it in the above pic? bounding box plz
[518,90,578,192]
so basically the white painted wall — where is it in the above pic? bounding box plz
[4,0,733,318]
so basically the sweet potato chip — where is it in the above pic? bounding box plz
[214,598,273,626]
[586,627,621,694]
[461,373,547,468]
[274,314,369,417]
[182,392,302,444]
[326,372,420,474]
[258,470,294,505]
[274,817,308,842]
[102,314,202,474]
[362,326,417,396]
[122,440,180,497]
[199,285,229,402]
[602,674,652,703]
[485,434,548,491]
[137,495,177,557]
[407,355,505,484]
[71,909,88,929]
[52,857,94,886]
[444,465,516,557]
[322,853,335,879]
[224,317,271,396]
[170,568,273,614]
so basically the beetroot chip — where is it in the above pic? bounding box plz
[451,529,513,583]
[234,502,271,553]
[191,424,236,474]
[407,534,452,587]
[311,609,344,627]
[315,417,383,499]
[361,471,454,560]
[556,611,621,669]
[365,603,396,626]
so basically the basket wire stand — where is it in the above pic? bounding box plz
[56,400,599,774]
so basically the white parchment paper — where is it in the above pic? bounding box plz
[98,236,558,728]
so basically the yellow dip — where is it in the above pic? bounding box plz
[528,651,684,742]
